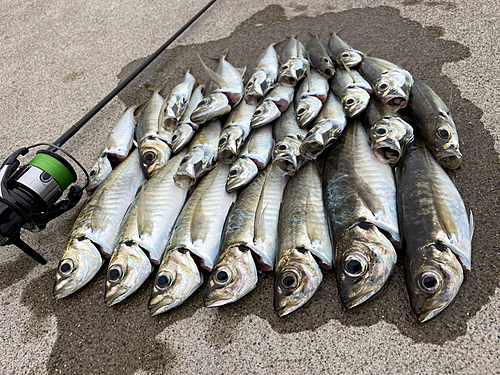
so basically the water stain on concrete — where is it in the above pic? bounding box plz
[20,5,500,374]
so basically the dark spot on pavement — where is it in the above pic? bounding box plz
[17,5,500,375]
[0,253,37,292]
[62,70,85,83]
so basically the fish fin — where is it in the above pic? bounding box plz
[254,171,270,242]
[342,60,356,83]
[134,98,150,116]
[236,67,247,77]
[137,183,153,237]
[307,31,315,38]
[469,210,474,241]
[198,53,227,88]
[151,77,170,95]
[307,54,312,93]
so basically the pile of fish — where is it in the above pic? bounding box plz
[53,33,473,323]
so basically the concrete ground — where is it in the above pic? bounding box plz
[1,0,499,374]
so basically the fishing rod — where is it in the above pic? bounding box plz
[0,0,218,265]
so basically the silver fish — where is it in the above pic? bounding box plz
[172,85,205,153]
[53,150,145,299]
[300,90,346,160]
[365,98,414,165]
[149,163,237,315]
[295,69,329,127]
[359,56,413,112]
[306,35,335,78]
[205,166,288,307]
[227,124,274,192]
[105,151,189,306]
[160,71,196,129]
[331,67,371,118]
[278,37,309,87]
[323,121,400,308]
[218,101,257,163]
[173,119,221,188]
[272,102,308,176]
[327,32,364,68]
[251,85,295,128]
[245,43,279,102]
[274,161,333,316]
[102,106,136,166]
[87,155,112,193]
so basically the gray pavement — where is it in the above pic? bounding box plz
[1,0,500,374]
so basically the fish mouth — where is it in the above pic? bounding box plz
[191,93,230,124]
[373,140,401,164]
[436,151,462,170]
[204,291,238,308]
[382,96,408,112]
[53,278,77,300]
[300,138,324,160]
[105,284,129,307]
[341,284,384,309]
[149,296,183,316]
[418,304,448,323]
[173,173,195,189]
[274,157,299,176]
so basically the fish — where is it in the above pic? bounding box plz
[295,68,329,127]
[300,89,347,160]
[396,136,473,322]
[226,124,274,192]
[359,56,413,112]
[218,101,257,164]
[101,106,137,166]
[87,155,112,193]
[251,85,295,128]
[364,98,414,165]
[149,163,237,315]
[171,85,205,153]
[409,77,462,169]
[104,151,189,306]
[274,161,333,316]
[191,54,245,124]
[272,102,308,176]
[306,35,335,78]
[330,67,371,118]
[245,43,279,102]
[173,119,221,188]
[327,32,364,68]
[53,150,145,299]
[136,88,173,178]
[160,71,196,129]
[278,36,309,87]
[323,120,400,308]
[204,165,288,307]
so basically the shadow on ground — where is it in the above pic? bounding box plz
[19,5,500,375]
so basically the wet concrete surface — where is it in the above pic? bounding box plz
[2,1,500,374]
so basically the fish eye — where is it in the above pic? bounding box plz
[281,65,289,71]
[323,58,330,63]
[376,127,387,135]
[59,259,74,275]
[219,137,227,146]
[254,109,262,116]
[297,108,306,115]
[419,271,442,293]
[324,68,332,76]
[247,82,253,88]
[156,272,174,289]
[278,144,287,151]
[379,83,389,91]
[342,52,350,58]
[344,253,368,277]
[214,267,232,284]
[358,222,372,230]
[172,134,178,141]
[181,157,189,164]
[437,127,450,139]
[229,169,238,176]
[345,98,355,105]
[143,151,156,164]
[108,265,123,282]
[199,99,208,106]
[90,170,96,177]
[306,131,313,138]
[280,271,299,290]
[193,160,203,174]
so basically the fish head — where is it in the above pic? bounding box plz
[369,117,411,165]
[274,248,322,316]
[375,70,413,112]
[406,243,463,323]
[341,86,370,118]
[278,58,309,87]
[337,49,364,68]
[316,56,335,79]
[149,249,203,316]
[104,241,152,307]
[87,156,112,192]
[163,93,187,124]
[204,245,258,307]
[336,223,397,308]
[300,121,331,159]
[226,157,259,192]
[173,144,216,188]
[171,123,195,153]
[245,70,271,100]
[53,237,103,299]
[251,101,281,128]
[218,126,246,164]
[273,137,303,176]
[139,137,172,179]
[429,113,462,169]
[191,93,231,125]
[296,96,323,127]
